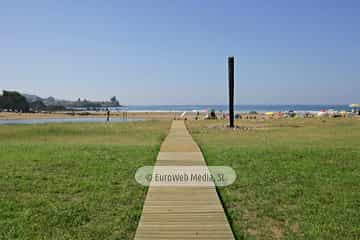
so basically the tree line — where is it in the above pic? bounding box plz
[0,90,30,112]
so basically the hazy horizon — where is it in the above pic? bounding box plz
[2,88,354,106]
[1,1,359,105]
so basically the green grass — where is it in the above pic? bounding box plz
[187,118,360,240]
[0,121,170,240]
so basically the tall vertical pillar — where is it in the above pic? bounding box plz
[228,57,235,128]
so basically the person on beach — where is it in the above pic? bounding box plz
[106,108,110,122]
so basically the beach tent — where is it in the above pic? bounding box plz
[350,104,360,115]
[317,111,329,117]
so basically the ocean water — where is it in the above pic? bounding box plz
[116,105,351,113]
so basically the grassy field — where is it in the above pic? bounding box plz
[0,121,170,240]
[187,118,360,240]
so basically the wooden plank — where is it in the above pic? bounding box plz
[134,120,235,240]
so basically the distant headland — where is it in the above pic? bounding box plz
[0,90,122,112]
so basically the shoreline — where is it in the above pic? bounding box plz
[0,110,358,121]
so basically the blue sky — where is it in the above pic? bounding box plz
[0,0,359,105]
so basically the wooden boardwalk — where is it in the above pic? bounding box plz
[134,120,235,240]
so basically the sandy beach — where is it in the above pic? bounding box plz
[1,111,357,122]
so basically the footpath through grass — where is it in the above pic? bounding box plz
[187,118,360,240]
[0,121,170,240]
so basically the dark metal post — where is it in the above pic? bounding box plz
[228,56,235,128]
